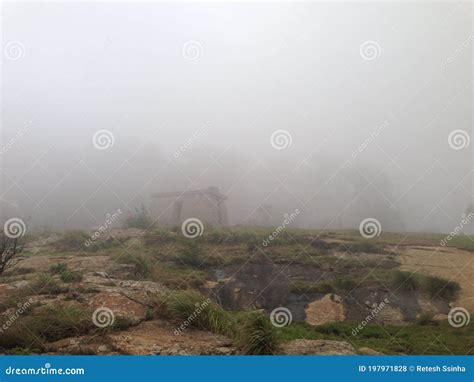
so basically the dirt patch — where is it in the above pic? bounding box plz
[398,246,474,313]
[305,294,346,325]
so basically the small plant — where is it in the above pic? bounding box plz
[49,263,67,275]
[178,241,202,267]
[153,291,231,335]
[237,312,279,355]
[0,306,93,350]
[124,204,152,229]
[49,263,82,283]
[59,269,83,283]
[115,253,151,279]
[30,273,62,294]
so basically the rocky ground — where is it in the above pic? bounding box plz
[0,227,472,355]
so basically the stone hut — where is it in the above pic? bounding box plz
[150,187,228,227]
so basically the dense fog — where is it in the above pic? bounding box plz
[1,2,472,233]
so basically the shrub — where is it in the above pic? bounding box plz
[115,253,151,279]
[391,271,419,292]
[50,263,83,283]
[30,273,62,294]
[49,263,67,275]
[154,291,231,335]
[236,312,279,355]
[59,269,83,283]
[0,306,93,350]
[178,242,202,267]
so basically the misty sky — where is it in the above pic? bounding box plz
[1,1,473,233]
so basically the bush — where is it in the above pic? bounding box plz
[154,291,231,335]
[236,312,279,355]
[391,271,419,292]
[0,306,93,350]
[50,263,83,283]
[59,269,83,283]
[49,263,67,275]
[30,273,62,294]
[115,253,151,279]
[178,242,202,267]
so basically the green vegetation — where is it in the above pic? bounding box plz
[115,252,151,279]
[30,273,63,294]
[279,320,474,355]
[290,271,460,301]
[59,269,83,283]
[152,291,231,335]
[0,306,94,351]
[177,242,202,267]
[50,263,83,283]
[236,312,280,355]
[152,291,279,354]
[54,230,123,253]
[389,271,460,299]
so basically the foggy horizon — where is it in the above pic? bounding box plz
[1,1,473,234]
